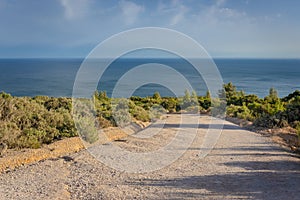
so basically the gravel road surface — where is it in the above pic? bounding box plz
[1,114,300,199]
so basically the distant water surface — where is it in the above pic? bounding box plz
[0,58,299,98]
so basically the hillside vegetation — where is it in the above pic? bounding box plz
[1,83,300,149]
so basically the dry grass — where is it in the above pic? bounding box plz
[0,121,148,173]
[0,137,84,173]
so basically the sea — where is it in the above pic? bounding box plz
[0,58,299,98]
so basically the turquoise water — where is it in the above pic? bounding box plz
[0,58,299,98]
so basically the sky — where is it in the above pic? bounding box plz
[0,0,299,58]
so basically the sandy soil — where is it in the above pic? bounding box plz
[0,114,300,199]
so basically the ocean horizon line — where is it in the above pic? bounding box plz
[0,57,300,60]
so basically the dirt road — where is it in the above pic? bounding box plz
[1,114,300,199]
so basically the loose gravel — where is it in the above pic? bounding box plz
[1,114,300,199]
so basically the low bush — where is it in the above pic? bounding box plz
[2,85,300,149]
[0,93,77,148]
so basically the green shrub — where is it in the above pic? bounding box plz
[226,104,254,121]
[295,122,300,146]
[161,97,178,113]
[2,86,300,149]
[226,104,240,118]
[284,96,300,123]
[75,114,98,144]
[73,100,98,144]
[152,92,161,100]
[181,89,192,109]
[129,104,150,122]
[253,113,281,128]
[236,104,254,121]
[0,121,21,148]
[112,99,131,127]
[185,106,200,113]
[0,94,77,148]
[198,95,211,110]
[210,98,226,117]
[0,92,12,99]
[149,104,167,120]
[98,116,113,128]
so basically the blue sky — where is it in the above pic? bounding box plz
[0,0,299,58]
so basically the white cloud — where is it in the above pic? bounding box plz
[119,0,144,25]
[219,7,246,18]
[59,0,90,20]
[170,4,188,26]
[198,0,249,25]
[156,0,188,26]
[215,0,226,7]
